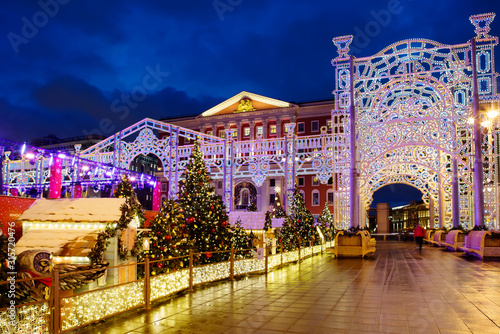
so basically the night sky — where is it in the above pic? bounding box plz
[0,1,499,206]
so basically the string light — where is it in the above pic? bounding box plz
[2,242,334,332]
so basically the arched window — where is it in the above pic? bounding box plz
[241,189,250,206]
[312,189,320,206]
[327,189,334,205]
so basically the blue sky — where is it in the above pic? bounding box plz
[1,0,498,142]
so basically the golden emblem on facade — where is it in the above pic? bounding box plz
[235,98,255,113]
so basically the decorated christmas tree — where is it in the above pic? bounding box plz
[231,217,252,259]
[147,200,192,275]
[289,187,319,245]
[271,192,286,218]
[278,216,298,251]
[246,201,257,212]
[90,175,145,263]
[318,203,334,241]
[178,139,232,265]
[263,211,273,231]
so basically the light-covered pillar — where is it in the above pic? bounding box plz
[284,123,296,213]
[471,38,485,227]
[48,155,63,199]
[152,181,161,211]
[223,129,235,212]
[348,55,359,228]
[452,158,460,228]
[168,127,179,200]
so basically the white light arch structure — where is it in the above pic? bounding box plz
[332,13,499,229]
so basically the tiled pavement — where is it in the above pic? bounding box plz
[72,241,500,334]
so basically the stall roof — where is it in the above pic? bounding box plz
[19,198,126,222]
[15,228,101,257]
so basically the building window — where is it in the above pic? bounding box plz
[328,176,333,185]
[284,123,289,133]
[256,126,263,136]
[299,190,305,200]
[207,130,213,136]
[270,124,277,134]
[161,183,167,192]
[270,178,275,187]
[297,122,305,133]
[312,190,319,206]
[327,120,332,130]
[217,181,223,189]
[269,194,276,205]
[244,127,250,137]
[298,177,305,187]
[311,120,319,132]
[312,177,319,186]
[232,130,237,137]
[327,190,334,205]
[219,130,225,138]
[241,189,250,206]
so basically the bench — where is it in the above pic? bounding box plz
[440,230,465,251]
[458,231,500,259]
[331,230,376,258]
[424,230,435,244]
[428,230,446,247]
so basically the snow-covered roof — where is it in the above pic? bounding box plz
[15,228,102,256]
[18,198,126,223]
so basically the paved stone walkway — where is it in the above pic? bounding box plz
[73,241,500,334]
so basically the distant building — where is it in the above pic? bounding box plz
[390,201,430,232]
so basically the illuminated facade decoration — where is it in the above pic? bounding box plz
[1,14,499,229]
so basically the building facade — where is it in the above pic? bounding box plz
[159,91,335,216]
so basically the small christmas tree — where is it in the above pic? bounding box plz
[178,139,232,264]
[90,175,145,263]
[231,217,252,259]
[147,199,192,275]
[246,201,257,212]
[278,217,298,251]
[318,203,334,241]
[272,192,286,218]
[289,187,318,245]
[263,211,272,231]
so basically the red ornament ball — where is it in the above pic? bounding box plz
[205,252,212,258]
[221,221,228,227]
[166,235,172,241]
[187,216,195,224]
[212,228,215,233]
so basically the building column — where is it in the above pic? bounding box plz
[263,119,268,139]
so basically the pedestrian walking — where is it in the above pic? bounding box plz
[414,224,426,253]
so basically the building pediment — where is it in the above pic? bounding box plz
[200,91,291,117]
